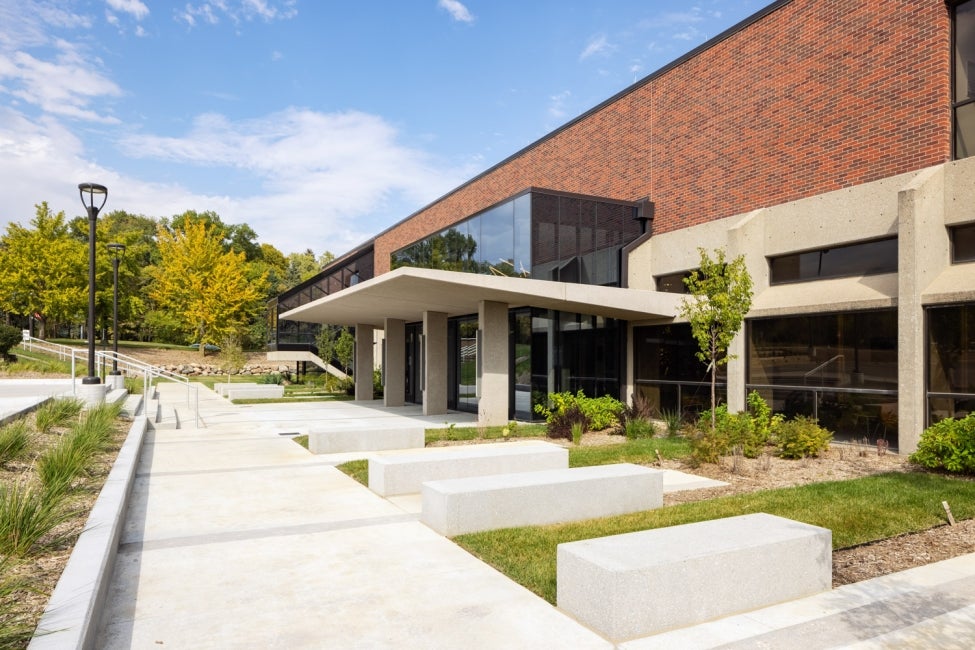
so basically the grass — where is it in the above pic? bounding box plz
[337,460,368,485]
[34,397,84,434]
[0,480,73,557]
[568,436,692,467]
[454,472,975,604]
[0,557,33,648]
[0,422,31,466]
[425,423,547,444]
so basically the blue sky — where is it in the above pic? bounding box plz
[0,0,766,257]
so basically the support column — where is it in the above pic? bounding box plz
[478,300,509,426]
[354,323,374,401]
[898,166,946,454]
[384,318,406,407]
[423,311,448,416]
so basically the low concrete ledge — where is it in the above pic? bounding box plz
[214,382,258,397]
[557,512,832,642]
[30,416,149,650]
[369,441,568,497]
[422,463,664,536]
[308,427,425,455]
[225,385,284,400]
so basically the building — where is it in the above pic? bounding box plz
[268,0,975,453]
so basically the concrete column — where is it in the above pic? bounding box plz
[897,166,946,454]
[726,208,767,414]
[354,323,375,401]
[384,318,406,407]
[478,300,509,426]
[423,311,448,416]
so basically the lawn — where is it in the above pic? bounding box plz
[454,471,975,604]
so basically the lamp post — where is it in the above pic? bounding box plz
[78,183,107,395]
[107,242,126,384]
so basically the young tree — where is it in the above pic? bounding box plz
[679,248,754,429]
[150,217,267,357]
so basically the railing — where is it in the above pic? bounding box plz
[803,354,844,386]
[19,336,200,427]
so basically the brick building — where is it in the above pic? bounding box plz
[270,0,975,453]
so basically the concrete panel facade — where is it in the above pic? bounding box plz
[478,300,509,426]
[354,324,374,401]
[423,311,448,416]
[384,318,406,407]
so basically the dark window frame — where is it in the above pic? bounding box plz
[952,0,975,159]
[767,236,898,286]
[950,222,975,263]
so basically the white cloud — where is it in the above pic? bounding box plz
[579,34,614,61]
[0,40,121,123]
[106,0,150,21]
[177,0,297,27]
[438,0,473,24]
[547,90,570,121]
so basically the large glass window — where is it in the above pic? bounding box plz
[448,316,479,413]
[955,0,975,159]
[951,222,975,263]
[633,323,726,418]
[768,238,897,285]
[392,190,640,287]
[928,303,975,423]
[748,309,898,442]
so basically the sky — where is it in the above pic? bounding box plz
[0,0,767,258]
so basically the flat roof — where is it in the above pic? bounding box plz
[280,267,682,327]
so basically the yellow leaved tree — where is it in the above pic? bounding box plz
[150,217,267,357]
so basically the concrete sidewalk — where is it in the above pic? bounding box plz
[88,383,975,648]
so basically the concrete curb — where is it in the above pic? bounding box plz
[29,415,149,650]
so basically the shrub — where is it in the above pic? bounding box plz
[659,409,682,437]
[571,422,584,445]
[34,397,84,434]
[624,418,656,440]
[534,391,624,438]
[258,373,284,385]
[373,368,384,398]
[0,324,22,360]
[545,404,588,440]
[776,416,832,458]
[36,437,88,498]
[909,414,975,474]
[747,390,783,446]
[0,421,30,466]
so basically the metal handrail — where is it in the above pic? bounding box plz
[20,336,200,427]
[803,354,844,384]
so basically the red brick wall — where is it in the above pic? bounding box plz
[374,0,951,274]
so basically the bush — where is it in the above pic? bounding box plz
[0,480,72,557]
[258,373,284,385]
[373,368,384,398]
[776,416,832,458]
[624,418,656,440]
[0,324,21,360]
[910,414,975,474]
[534,391,624,439]
[545,404,588,440]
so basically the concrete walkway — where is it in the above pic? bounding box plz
[26,380,974,648]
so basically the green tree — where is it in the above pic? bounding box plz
[0,203,87,339]
[335,327,355,375]
[679,248,754,430]
[149,217,268,357]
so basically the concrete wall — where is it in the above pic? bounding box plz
[626,156,975,454]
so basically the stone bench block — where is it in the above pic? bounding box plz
[557,512,831,642]
[214,382,258,397]
[225,385,285,400]
[421,463,663,536]
[369,441,567,497]
[308,427,425,454]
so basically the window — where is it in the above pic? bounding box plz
[928,303,975,423]
[655,270,693,294]
[954,0,975,159]
[633,323,726,417]
[768,238,897,285]
[951,222,975,263]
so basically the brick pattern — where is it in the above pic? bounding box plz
[374,0,951,274]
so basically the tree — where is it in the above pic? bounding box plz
[150,217,267,357]
[679,248,753,429]
[0,203,87,339]
[335,328,355,375]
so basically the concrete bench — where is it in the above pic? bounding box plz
[421,463,663,536]
[214,382,258,397]
[225,385,285,400]
[368,441,567,497]
[308,427,425,454]
[557,512,831,642]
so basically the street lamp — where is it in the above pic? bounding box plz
[107,243,126,380]
[79,183,107,387]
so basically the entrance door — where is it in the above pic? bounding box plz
[405,323,422,404]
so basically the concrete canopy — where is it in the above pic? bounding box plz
[280,267,682,327]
